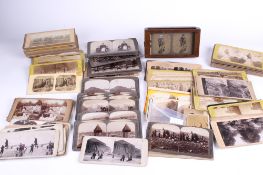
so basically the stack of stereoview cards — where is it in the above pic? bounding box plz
[72,77,146,166]
[0,98,74,160]
[211,44,263,76]
[86,38,142,77]
[23,29,79,58]
[192,69,257,111]
[208,100,263,148]
[27,51,85,94]
[143,61,214,159]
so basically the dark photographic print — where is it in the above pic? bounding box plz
[79,136,148,166]
[83,79,109,95]
[7,98,73,122]
[0,129,58,160]
[200,77,254,100]
[107,121,136,138]
[55,75,76,91]
[147,123,213,159]
[89,58,141,77]
[32,76,54,92]
[89,55,137,67]
[32,61,78,74]
[215,117,263,147]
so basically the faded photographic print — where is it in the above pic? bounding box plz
[32,76,54,92]
[75,121,107,148]
[216,44,263,69]
[80,136,148,166]
[55,75,76,91]
[24,29,75,48]
[79,112,109,121]
[172,33,193,55]
[32,61,78,74]
[109,78,136,96]
[109,99,137,111]
[150,33,171,55]
[109,111,138,120]
[83,79,109,95]
[148,81,192,93]
[0,129,58,159]
[148,123,213,158]
[80,100,109,113]
[107,121,136,138]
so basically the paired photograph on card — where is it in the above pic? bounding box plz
[73,120,140,150]
[7,98,74,123]
[146,122,213,159]
[79,136,148,166]
[144,27,200,58]
[208,101,263,148]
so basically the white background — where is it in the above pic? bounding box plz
[0,0,263,174]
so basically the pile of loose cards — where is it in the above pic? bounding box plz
[0,98,74,160]
[211,44,263,76]
[23,29,79,58]
[144,61,214,159]
[73,77,147,166]
[86,38,142,77]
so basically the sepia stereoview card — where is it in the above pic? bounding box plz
[79,136,148,166]
[192,69,248,110]
[144,27,201,58]
[86,38,141,77]
[87,38,139,58]
[208,100,263,148]
[72,119,141,151]
[195,76,256,100]
[81,77,140,98]
[146,122,213,159]
[27,73,82,94]
[211,44,263,76]
[7,98,74,123]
